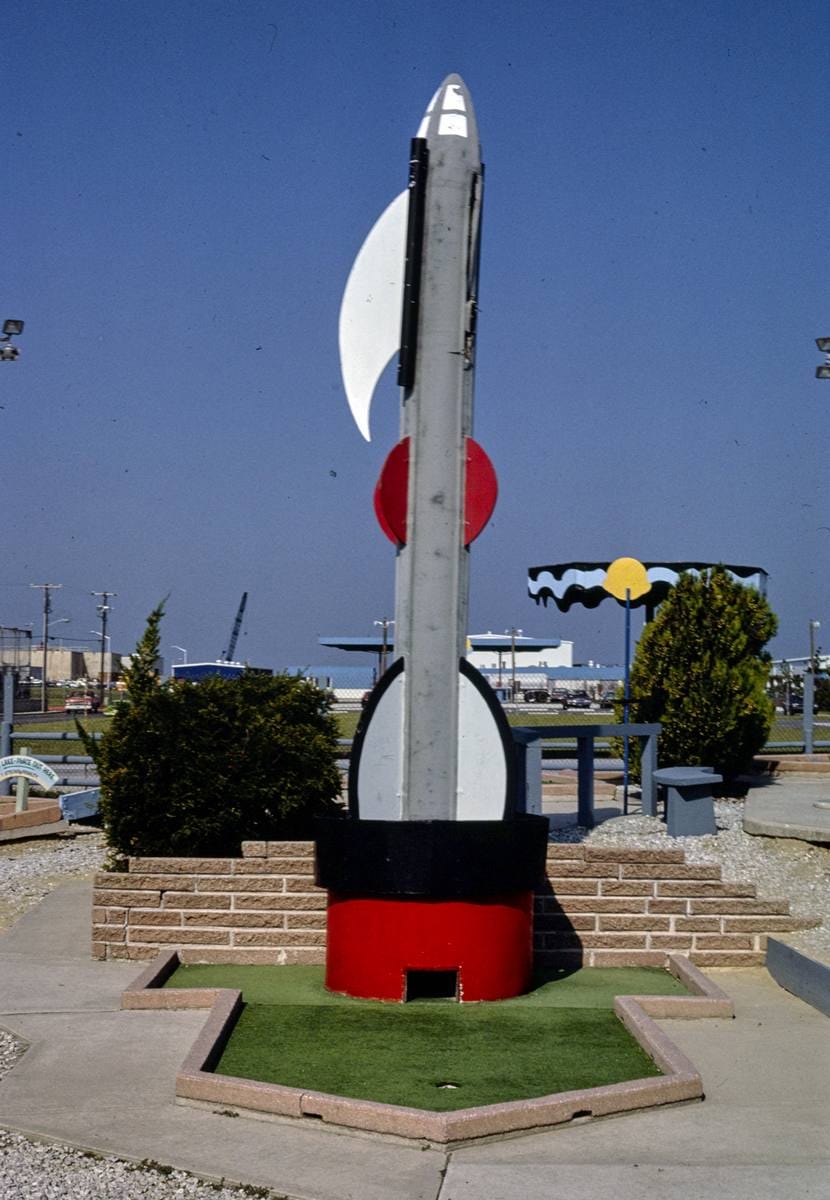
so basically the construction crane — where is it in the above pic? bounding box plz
[222,592,248,662]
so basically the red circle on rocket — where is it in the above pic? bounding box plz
[374,436,498,546]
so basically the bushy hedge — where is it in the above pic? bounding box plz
[84,606,342,857]
[617,567,777,785]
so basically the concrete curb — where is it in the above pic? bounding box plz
[742,774,830,844]
[743,811,830,844]
[122,952,733,1143]
[765,939,830,1018]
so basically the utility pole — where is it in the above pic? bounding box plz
[92,591,117,706]
[31,583,62,713]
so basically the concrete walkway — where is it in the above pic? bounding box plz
[743,773,830,843]
[541,767,830,845]
[0,882,828,1200]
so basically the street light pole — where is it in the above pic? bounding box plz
[809,619,821,673]
[373,618,394,677]
[31,583,62,712]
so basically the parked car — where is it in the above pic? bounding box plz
[564,690,593,710]
[64,692,100,714]
[549,688,569,707]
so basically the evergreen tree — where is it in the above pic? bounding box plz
[121,599,165,701]
[83,606,342,857]
[625,567,777,783]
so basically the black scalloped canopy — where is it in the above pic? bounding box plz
[527,562,768,613]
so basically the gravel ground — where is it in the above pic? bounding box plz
[0,830,106,932]
[0,808,827,1196]
[0,1129,279,1199]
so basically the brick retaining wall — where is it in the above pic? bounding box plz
[92,839,816,967]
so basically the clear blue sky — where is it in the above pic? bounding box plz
[5,1,828,671]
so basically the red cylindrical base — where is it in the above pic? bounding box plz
[325,891,533,1002]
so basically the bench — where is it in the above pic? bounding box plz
[653,766,721,837]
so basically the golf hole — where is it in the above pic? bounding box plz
[405,969,459,1001]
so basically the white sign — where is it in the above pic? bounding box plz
[0,755,59,789]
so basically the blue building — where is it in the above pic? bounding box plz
[171,662,272,682]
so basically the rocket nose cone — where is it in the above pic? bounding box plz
[416,74,478,149]
[441,73,469,101]
[415,84,441,138]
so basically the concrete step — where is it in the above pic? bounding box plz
[755,755,830,773]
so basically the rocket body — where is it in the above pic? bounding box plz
[395,77,483,820]
[339,76,507,825]
[323,75,548,1003]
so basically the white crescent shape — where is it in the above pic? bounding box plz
[456,672,508,820]
[338,190,407,441]
[355,667,405,819]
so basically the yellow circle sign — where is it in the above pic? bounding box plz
[603,557,651,602]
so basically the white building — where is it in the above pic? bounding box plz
[466,632,574,672]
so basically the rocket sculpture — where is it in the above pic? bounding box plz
[315,76,548,1003]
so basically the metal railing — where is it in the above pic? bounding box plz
[2,695,825,803]
[3,729,100,789]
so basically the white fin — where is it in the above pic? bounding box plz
[355,663,508,821]
[338,190,407,441]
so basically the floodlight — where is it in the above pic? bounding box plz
[817,363,830,380]
[2,319,23,337]
[815,337,830,353]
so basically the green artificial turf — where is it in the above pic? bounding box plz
[165,965,688,1111]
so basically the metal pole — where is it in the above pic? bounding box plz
[42,594,49,711]
[99,612,107,703]
[623,588,631,814]
[804,670,815,755]
[381,618,390,676]
[508,627,522,701]
[92,591,116,708]
[31,583,62,713]
[0,667,14,797]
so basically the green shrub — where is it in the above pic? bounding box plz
[84,605,342,857]
[615,567,777,786]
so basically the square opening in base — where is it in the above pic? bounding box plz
[405,969,459,1002]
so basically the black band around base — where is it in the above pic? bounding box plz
[314,815,549,898]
